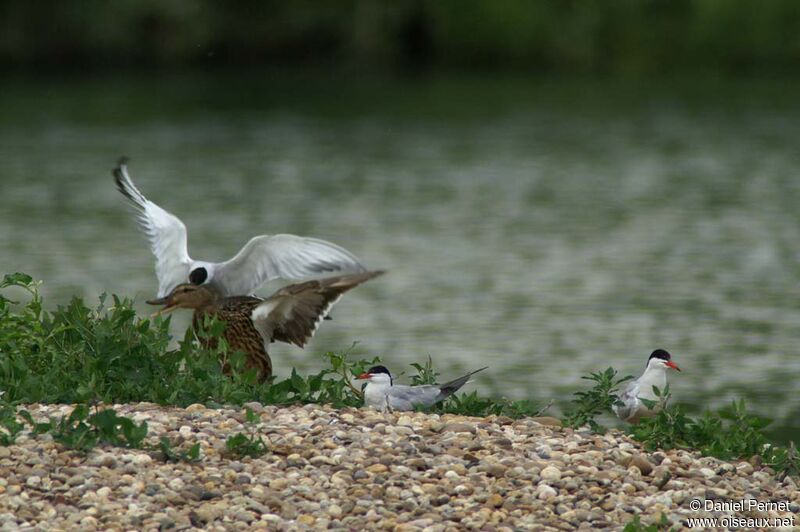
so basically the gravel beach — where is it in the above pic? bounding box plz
[0,403,797,531]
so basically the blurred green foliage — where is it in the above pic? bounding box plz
[1,0,799,75]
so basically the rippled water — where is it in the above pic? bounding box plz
[1,74,799,441]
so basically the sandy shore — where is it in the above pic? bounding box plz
[0,403,797,531]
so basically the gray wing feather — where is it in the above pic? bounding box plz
[386,367,488,410]
[613,380,641,421]
[436,367,488,399]
[215,234,367,297]
[387,385,443,410]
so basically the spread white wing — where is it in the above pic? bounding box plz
[214,234,367,297]
[114,158,192,297]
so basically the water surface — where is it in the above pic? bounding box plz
[1,73,799,441]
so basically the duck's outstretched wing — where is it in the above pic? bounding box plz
[251,270,384,347]
[214,234,367,297]
[113,157,192,297]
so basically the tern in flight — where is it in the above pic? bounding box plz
[114,157,367,298]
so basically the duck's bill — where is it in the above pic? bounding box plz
[666,361,681,371]
[146,296,178,318]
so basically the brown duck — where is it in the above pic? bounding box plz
[147,271,384,382]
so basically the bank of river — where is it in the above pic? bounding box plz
[0,403,797,530]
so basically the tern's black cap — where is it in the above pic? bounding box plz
[648,349,672,361]
[366,365,391,376]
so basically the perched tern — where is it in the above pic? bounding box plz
[114,157,367,298]
[356,365,488,412]
[613,349,681,423]
[147,271,384,382]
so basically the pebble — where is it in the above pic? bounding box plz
[0,402,793,531]
[540,466,562,481]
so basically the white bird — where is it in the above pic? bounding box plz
[613,349,681,423]
[356,365,488,412]
[113,157,367,298]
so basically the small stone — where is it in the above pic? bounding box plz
[698,468,716,479]
[541,466,562,481]
[366,463,388,474]
[443,423,476,434]
[487,494,504,507]
[327,504,342,517]
[537,484,557,500]
[269,478,288,491]
[297,515,315,525]
[454,484,474,496]
[243,402,264,413]
[653,467,672,489]
[132,454,152,466]
[286,454,307,467]
[630,455,654,476]
[80,516,98,528]
[397,416,413,427]
[533,416,562,427]
[486,464,507,478]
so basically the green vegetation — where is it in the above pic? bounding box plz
[622,514,676,532]
[224,408,268,459]
[0,271,797,480]
[156,437,201,463]
[2,1,799,76]
[0,272,378,408]
[0,402,199,462]
[563,367,799,480]
[562,367,633,433]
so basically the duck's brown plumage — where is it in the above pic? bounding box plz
[148,271,385,383]
[193,295,272,382]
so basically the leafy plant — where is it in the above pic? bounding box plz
[627,389,799,479]
[157,437,201,463]
[409,356,439,386]
[765,441,800,481]
[403,359,548,418]
[629,386,694,451]
[439,391,549,418]
[48,404,149,452]
[562,367,633,432]
[0,403,24,445]
[622,514,677,532]
[224,408,268,459]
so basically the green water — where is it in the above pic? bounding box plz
[1,72,799,441]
